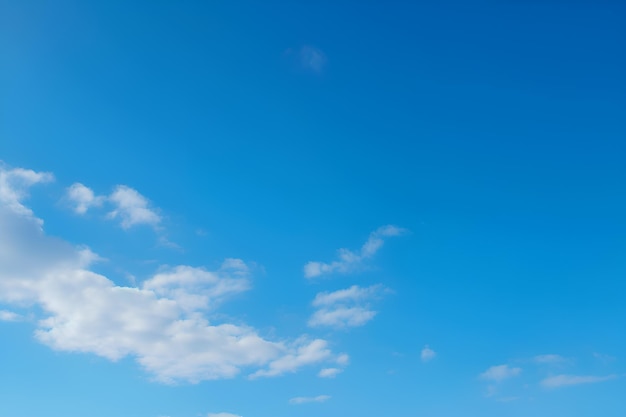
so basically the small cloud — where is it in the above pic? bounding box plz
[66,183,104,214]
[304,225,407,279]
[248,339,333,379]
[299,46,326,72]
[336,353,350,366]
[421,345,436,362]
[318,367,342,378]
[308,285,387,328]
[480,365,522,383]
[289,395,331,405]
[541,374,618,389]
[0,310,22,322]
[107,185,161,229]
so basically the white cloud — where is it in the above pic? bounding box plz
[0,164,53,221]
[336,353,350,366]
[66,183,104,214]
[107,185,161,229]
[309,306,376,328]
[0,168,336,383]
[289,395,331,405]
[0,310,22,322]
[143,261,250,312]
[308,285,386,328]
[249,338,333,379]
[541,374,618,389]
[421,345,436,362]
[207,413,242,417]
[304,225,406,278]
[318,367,342,378]
[479,365,522,382]
[533,354,567,364]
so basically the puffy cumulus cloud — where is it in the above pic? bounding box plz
[304,225,407,279]
[66,183,105,214]
[421,345,436,362]
[108,185,161,229]
[289,395,331,405]
[479,365,522,383]
[0,167,336,384]
[0,164,53,221]
[308,285,387,328]
[541,374,618,389]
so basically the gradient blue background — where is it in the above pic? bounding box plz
[1,1,625,416]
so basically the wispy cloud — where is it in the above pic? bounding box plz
[299,46,326,72]
[480,365,522,382]
[304,225,407,278]
[593,352,616,363]
[533,354,568,364]
[289,395,331,405]
[318,367,343,378]
[0,310,23,322]
[308,284,388,328]
[249,338,339,379]
[421,345,437,362]
[541,374,618,389]
[207,413,242,417]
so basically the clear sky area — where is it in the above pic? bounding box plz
[1,1,625,416]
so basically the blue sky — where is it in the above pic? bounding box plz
[1,1,625,416]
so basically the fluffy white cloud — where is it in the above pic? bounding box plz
[66,183,104,214]
[304,225,407,278]
[0,165,53,221]
[289,395,331,405]
[541,374,617,389]
[308,285,386,328]
[318,367,342,378]
[0,165,336,383]
[143,262,250,312]
[207,413,242,417]
[479,365,522,382]
[421,345,436,362]
[107,185,161,229]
